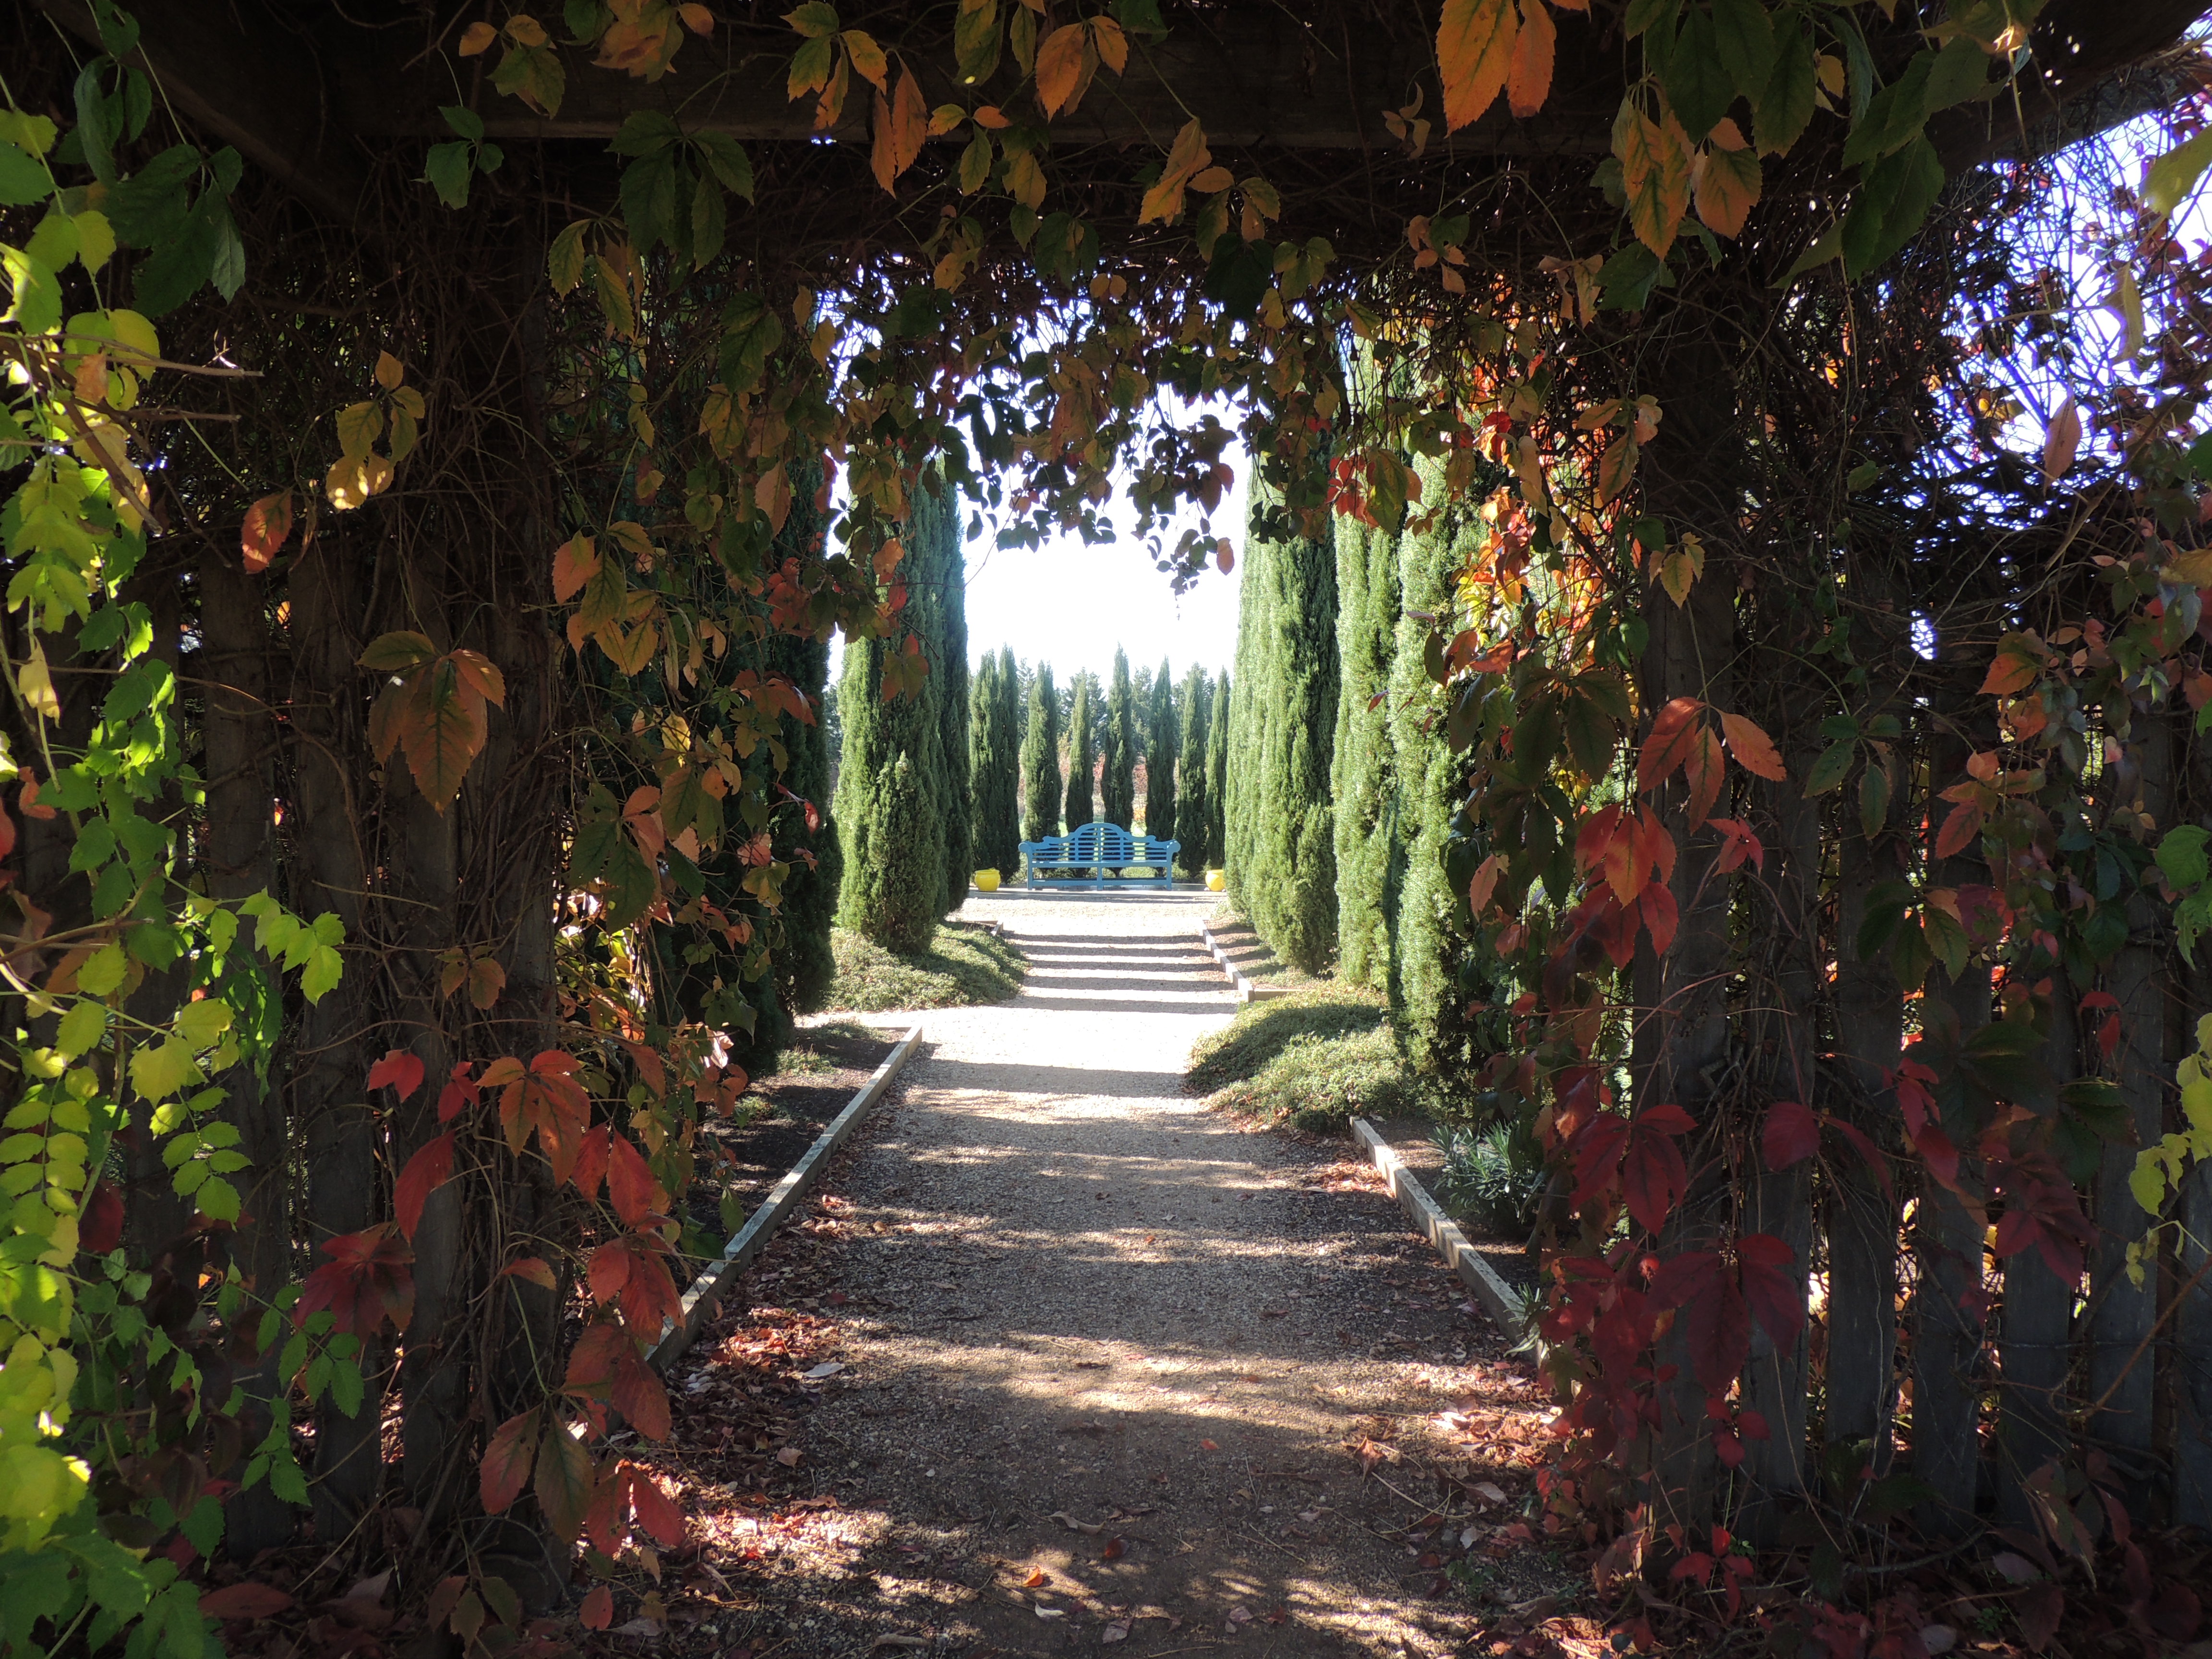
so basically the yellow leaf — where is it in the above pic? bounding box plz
[336,400,383,460]
[507,15,550,46]
[842,29,889,92]
[459,21,498,54]
[18,639,59,721]
[678,3,714,35]
[375,350,405,390]
[1437,0,1517,132]
[1615,99,1692,257]
[1139,119,1213,225]
[2042,397,2082,483]
[1507,0,1554,118]
[929,102,966,136]
[1597,432,1639,505]
[1089,15,1128,73]
[1694,139,1760,238]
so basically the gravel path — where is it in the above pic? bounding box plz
[703,891,1558,1657]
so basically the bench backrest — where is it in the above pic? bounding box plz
[1067,821,1135,863]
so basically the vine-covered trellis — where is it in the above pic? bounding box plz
[3,0,2212,1654]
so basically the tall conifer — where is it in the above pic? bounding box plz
[907,483,971,907]
[1333,509,1403,990]
[969,652,1021,875]
[1064,673,1096,829]
[1174,665,1210,876]
[1103,648,1135,829]
[832,617,947,952]
[1206,670,1229,873]
[1021,664,1060,845]
[1225,474,1338,970]
[1143,658,1177,844]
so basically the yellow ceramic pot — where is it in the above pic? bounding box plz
[974,868,1001,892]
[1206,869,1226,892]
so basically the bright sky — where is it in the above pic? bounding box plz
[833,439,1250,686]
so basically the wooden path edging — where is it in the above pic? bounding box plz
[1196,921,1288,1004]
[1349,1116,1522,1334]
[650,1021,924,1371]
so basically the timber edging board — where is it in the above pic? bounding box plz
[1349,1116,1522,1334]
[1197,921,1289,1004]
[649,1021,924,1372]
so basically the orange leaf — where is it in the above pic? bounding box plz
[578,1587,613,1631]
[1468,851,1505,912]
[458,21,497,55]
[1438,0,1518,132]
[394,1131,455,1240]
[1935,801,1983,860]
[1683,724,1726,826]
[1638,697,1703,791]
[553,534,599,603]
[1694,123,1761,238]
[1597,432,1639,504]
[500,1255,557,1290]
[1718,711,1787,781]
[678,3,714,36]
[606,1134,669,1228]
[1035,23,1090,115]
[1506,0,1554,117]
[2042,398,2082,483]
[627,1463,685,1545]
[242,491,294,573]
[1139,118,1213,225]
[1088,14,1128,73]
[611,1347,673,1440]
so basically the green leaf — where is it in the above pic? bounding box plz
[785,1,840,39]
[129,1037,203,1102]
[103,145,198,243]
[1709,0,1775,102]
[1596,241,1666,311]
[610,109,683,157]
[718,292,785,393]
[0,142,49,206]
[1842,135,1944,277]
[2158,824,2211,891]
[301,945,344,1003]
[618,146,681,254]
[56,999,108,1058]
[1,246,62,336]
[1754,23,1815,156]
[689,169,725,268]
[440,104,487,143]
[1805,739,1855,796]
[73,60,119,186]
[692,132,755,200]
[425,141,474,209]
[548,219,589,294]
[359,631,438,673]
[1858,761,1890,840]
[1923,34,1991,113]
[1662,8,1735,143]
[1839,53,1933,168]
[2147,129,2212,218]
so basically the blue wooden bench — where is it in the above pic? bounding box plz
[1019,820,1179,888]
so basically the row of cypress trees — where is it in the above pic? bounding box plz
[968,650,1231,879]
[1221,448,1498,1080]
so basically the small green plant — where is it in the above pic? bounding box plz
[1210,1024,1424,1132]
[1434,1119,1548,1240]
[1186,989,1388,1094]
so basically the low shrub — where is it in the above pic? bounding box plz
[1209,1023,1427,1132]
[824,923,1026,1010]
[1433,1119,1548,1240]
[1185,989,1389,1094]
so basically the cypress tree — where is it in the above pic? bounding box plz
[1224,536,1267,905]
[905,481,971,908]
[765,620,842,1022]
[1102,648,1135,829]
[969,651,1021,876]
[832,617,948,952]
[1173,665,1210,876]
[1144,657,1177,844]
[1333,508,1403,990]
[1021,664,1060,845]
[1206,669,1229,873]
[1064,673,1096,829]
[1226,473,1338,971]
[1391,459,1482,1077]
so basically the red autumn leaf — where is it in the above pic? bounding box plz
[1718,710,1787,781]
[1832,1118,1893,1198]
[2017,1582,2065,1651]
[1736,1232,1803,1350]
[586,1234,685,1336]
[572,1124,611,1202]
[1637,697,1703,791]
[394,1132,455,1240]
[241,491,295,574]
[1760,1101,1819,1171]
[1636,1101,1696,1135]
[606,1133,668,1227]
[201,1583,298,1621]
[1621,1110,1689,1234]
[295,1223,416,1335]
[619,1039,667,1097]
[1934,800,1983,860]
[1639,883,1678,957]
[552,534,600,604]
[366,1047,426,1102]
[1569,1112,1629,1211]
[611,1345,672,1441]
[437,1061,479,1123]
[1102,1536,1127,1561]
[81,1178,123,1254]
[627,1462,685,1547]
[587,1238,631,1306]
[578,1586,613,1631]
[480,1407,542,1513]
[1707,816,1765,873]
[1682,1264,1748,1395]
